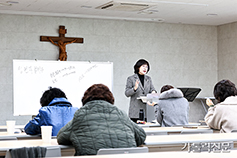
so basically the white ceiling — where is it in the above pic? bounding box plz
[0,0,237,26]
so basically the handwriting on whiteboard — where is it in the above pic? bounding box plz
[78,64,98,82]
[17,66,44,74]
[50,66,76,83]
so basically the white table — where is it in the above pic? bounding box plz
[0,132,58,140]
[0,125,25,132]
[48,150,237,158]
[144,132,237,152]
[145,132,237,146]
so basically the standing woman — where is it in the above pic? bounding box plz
[125,59,156,123]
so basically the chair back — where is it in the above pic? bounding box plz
[146,131,167,136]
[180,129,213,134]
[0,137,17,141]
[5,146,61,158]
[97,147,148,155]
[45,147,61,157]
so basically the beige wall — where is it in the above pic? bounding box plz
[218,22,237,83]
[0,14,218,124]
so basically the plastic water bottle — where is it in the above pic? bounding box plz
[139,109,144,121]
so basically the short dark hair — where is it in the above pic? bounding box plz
[214,79,237,103]
[134,59,150,74]
[40,87,67,107]
[160,85,174,93]
[81,84,114,105]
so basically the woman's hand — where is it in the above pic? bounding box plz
[134,79,139,91]
[206,98,214,106]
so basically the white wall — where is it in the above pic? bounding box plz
[0,14,218,124]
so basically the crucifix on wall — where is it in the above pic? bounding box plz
[40,25,83,61]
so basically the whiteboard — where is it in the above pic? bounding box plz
[13,60,113,116]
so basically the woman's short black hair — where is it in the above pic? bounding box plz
[134,59,150,74]
[40,87,67,107]
[160,85,174,93]
[214,79,237,103]
[81,84,114,106]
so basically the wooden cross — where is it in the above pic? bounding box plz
[40,25,83,61]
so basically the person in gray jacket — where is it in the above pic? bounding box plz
[155,85,189,127]
[125,59,156,123]
[57,84,146,156]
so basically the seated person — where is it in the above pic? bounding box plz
[24,87,78,136]
[57,84,146,156]
[205,79,237,133]
[154,85,189,127]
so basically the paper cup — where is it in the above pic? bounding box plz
[6,120,15,134]
[41,126,52,143]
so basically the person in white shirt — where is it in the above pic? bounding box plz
[205,79,237,133]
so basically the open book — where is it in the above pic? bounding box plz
[137,93,160,103]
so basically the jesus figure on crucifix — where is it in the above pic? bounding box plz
[48,37,77,61]
[40,25,83,61]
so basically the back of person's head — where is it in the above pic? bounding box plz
[82,84,114,106]
[160,85,174,93]
[40,87,67,107]
[214,79,237,103]
[134,59,150,74]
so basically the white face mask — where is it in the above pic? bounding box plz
[138,64,148,75]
